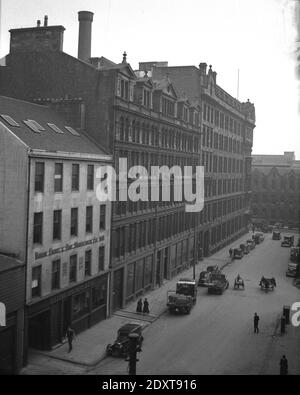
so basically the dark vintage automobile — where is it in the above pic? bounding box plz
[281,235,294,247]
[233,248,243,259]
[207,273,229,294]
[206,265,220,273]
[272,231,281,240]
[106,323,144,357]
[240,243,250,254]
[198,271,212,287]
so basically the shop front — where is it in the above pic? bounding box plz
[27,273,109,351]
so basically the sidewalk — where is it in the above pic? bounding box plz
[22,231,249,373]
[260,316,300,375]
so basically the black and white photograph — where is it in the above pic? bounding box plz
[0,0,299,378]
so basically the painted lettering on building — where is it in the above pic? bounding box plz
[35,236,105,260]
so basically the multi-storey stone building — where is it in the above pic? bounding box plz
[0,96,112,353]
[0,12,255,315]
[148,62,255,254]
[251,152,300,228]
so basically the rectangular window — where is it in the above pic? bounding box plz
[54,163,63,192]
[98,246,105,272]
[72,164,80,191]
[86,206,93,233]
[32,266,41,298]
[35,162,44,193]
[87,165,94,190]
[69,255,77,283]
[52,259,60,290]
[100,205,106,231]
[53,210,62,241]
[85,250,92,277]
[70,208,78,237]
[33,212,43,244]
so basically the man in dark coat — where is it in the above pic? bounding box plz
[66,325,75,353]
[280,355,288,375]
[143,298,149,314]
[254,312,260,333]
[136,298,143,314]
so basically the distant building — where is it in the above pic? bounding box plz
[0,254,25,374]
[251,152,300,228]
[0,96,112,354]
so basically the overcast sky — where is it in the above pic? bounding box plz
[0,0,299,158]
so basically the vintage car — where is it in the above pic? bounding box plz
[281,235,294,247]
[240,243,250,254]
[207,273,229,294]
[198,271,212,287]
[255,232,265,242]
[233,248,243,259]
[272,231,281,240]
[106,323,144,357]
[246,239,256,250]
[167,278,197,314]
[286,262,299,277]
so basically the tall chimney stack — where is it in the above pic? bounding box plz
[78,11,94,62]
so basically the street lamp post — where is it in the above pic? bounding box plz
[126,333,140,375]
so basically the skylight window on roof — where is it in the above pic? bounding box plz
[0,114,20,127]
[48,123,64,134]
[27,120,45,131]
[65,126,80,136]
[23,120,41,134]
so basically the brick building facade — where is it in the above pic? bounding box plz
[251,152,300,228]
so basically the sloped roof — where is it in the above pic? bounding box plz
[0,254,24,274]
[0,96,110,158]
[153,77,178,99]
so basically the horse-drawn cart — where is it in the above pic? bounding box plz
[233,275,245,290]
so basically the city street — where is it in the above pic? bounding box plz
[90,233,300,375]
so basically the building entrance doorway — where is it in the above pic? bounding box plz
[113,269,123,311]
[28,310,51,351]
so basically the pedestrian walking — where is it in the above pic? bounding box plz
[229,248,233,258]
[280,355,288,375]
[143,298,150,314]
[136,298,143,314]
[66,325,75,353]
[253,312,260,333]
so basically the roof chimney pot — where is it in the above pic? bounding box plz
[37,20,41,27]
[78,11,94,62]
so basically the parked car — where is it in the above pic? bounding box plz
[272,231,281,240]
[252,233,261,245]
[207,273,229,294]
[281,235,294,247]
[246,239,255,250]
[198,271,212,287]
[255,232,265,242]
[286,262,299,277]
[240,243,250,254]
[106,323,144,357]
[233,248,243,259]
